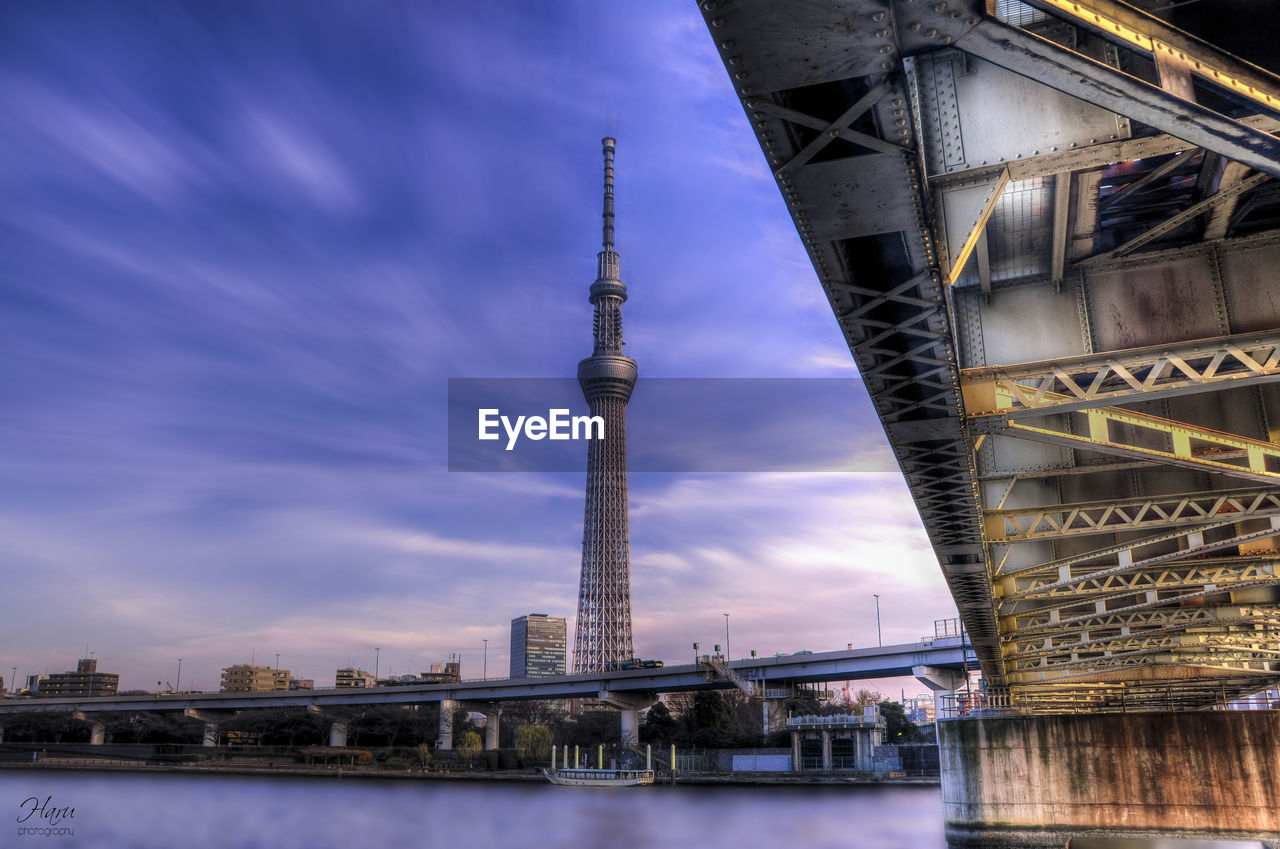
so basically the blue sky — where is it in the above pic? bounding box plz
[0,1,958,694]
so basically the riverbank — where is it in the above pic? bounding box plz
[0,760,939,786]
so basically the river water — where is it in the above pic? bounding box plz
[1,771,944,848]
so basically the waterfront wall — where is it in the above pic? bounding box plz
[939,710,1280,847]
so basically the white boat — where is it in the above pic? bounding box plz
[541,767,654,787]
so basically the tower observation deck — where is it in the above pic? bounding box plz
[573,137,638,674]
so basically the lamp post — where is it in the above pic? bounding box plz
[692,642,700,664]
[274,653,280,670]
[874,594,882,646]
[176,658,183,693]
[483,639,489,681]
[374,647,381,684]
[10,666,17,697]
[724,613,730,660]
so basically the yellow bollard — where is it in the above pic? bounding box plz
[574,745,579,769]
[598,744,604,770]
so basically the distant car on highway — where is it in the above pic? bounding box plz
[604,658,665,671]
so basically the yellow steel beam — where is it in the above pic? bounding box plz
[961,332,1280,418]
[1009,0,1280,115]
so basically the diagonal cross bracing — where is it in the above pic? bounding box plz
[985,487,1280,544]
[962,332,1280,417]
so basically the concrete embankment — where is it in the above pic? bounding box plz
[939,710,1280,848]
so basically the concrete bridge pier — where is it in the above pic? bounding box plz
[483,709,498,751]
[598,690,657,750]
[437,698,456,750]
[185,709,230,747]
[762,697,787,735]
[940,710,1280,847]
[304,705,348,747]
[913,665,965,694]
[459,702,500,750]
[72,711,106,745]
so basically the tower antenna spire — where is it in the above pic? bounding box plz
[601,136,616,249]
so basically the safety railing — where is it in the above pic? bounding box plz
[938,688,1280,718]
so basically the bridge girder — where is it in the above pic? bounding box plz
[699,0,1280,709]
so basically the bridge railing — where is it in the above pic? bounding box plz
[938,688,1280,718]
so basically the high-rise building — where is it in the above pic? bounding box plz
[220,664,290,692]
[38,658,120,698]
[510,613,567,679]
[573,137,637,674]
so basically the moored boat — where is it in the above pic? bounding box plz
[542,767,654,787]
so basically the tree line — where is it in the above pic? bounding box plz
[0,691,921,750]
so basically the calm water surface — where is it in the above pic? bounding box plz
[1,771,944,849]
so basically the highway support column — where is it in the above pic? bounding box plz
[940,710,1280,847]
[306,705,347,747]
[460,702,500,750]
[598,690,658,750]
[437,698,456,751]
[72,711,105,742]
[184,708,229,747]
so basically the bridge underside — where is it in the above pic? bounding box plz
[700,0,1280,711]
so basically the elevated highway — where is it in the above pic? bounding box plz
[0,639,967,716]
[697,0,1280,714]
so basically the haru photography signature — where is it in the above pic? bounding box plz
[16,795,75,838]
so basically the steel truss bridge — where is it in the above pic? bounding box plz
[698,0,1280,711]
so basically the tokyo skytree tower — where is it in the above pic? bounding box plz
[572,137,637,674]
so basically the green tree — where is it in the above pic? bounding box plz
[640,701,679,745]
[456,731,483,766]
[416,743,433,770]
[498,700,568,747]
[514,724,552,764]
[686,691,736,748]
[880,701,921,743]
[559,710,620,750]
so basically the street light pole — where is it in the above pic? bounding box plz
[274,653,280,671]
[874,594,882,646]
[374,647,381,684]
[723,613,730,660]
[483,639,489,681]
[176,658,183,693]
[10,666,17,697]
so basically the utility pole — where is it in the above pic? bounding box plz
[874,594,882,646]
[483,639,489,681]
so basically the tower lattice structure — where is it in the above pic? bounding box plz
[572,137,637,674]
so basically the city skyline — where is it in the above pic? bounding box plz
[0,2,960,695]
